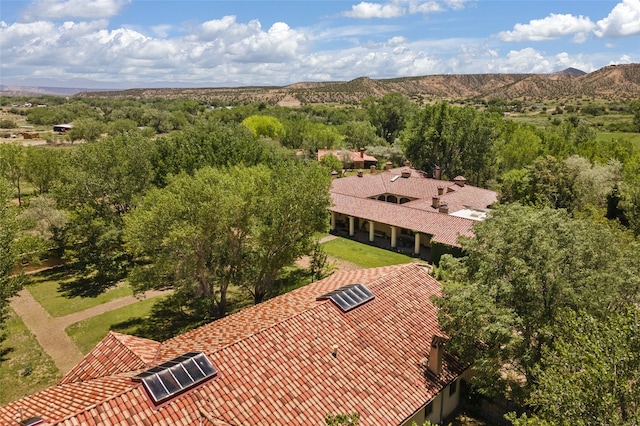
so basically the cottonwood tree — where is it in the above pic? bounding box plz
[125,161,331,319]
[435,204,640,405]
[363,92,416,144]
[507,307,640,425]
[55,133,157,287]
[401,102,497,185]
[0,142,27,206]
[24,147,63,195]
[0,179,24,355]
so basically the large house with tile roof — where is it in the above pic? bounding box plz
[329,165,497,262]
[1,263,469,426]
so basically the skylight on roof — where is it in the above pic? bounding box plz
[317,283,374,312]
[134,352,217,404]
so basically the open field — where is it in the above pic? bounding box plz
[0,308,61,405]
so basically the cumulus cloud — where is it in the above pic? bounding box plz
[22,0,131,21]
[344,1,406,19]
[343,0,466,19]
[595,0,640,37]
[498,13,595,42]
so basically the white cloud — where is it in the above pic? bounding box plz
[22,0,131,21]
[594,0,640,37]
[497,13,595,42]
[343,0,466,19]
[344,1,406,19]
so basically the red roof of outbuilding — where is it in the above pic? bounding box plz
[0,264,465,426]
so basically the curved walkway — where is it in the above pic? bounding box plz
[10,288,170,375]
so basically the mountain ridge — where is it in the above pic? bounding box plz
[5,64,639,104]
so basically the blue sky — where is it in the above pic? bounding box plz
[1,0,639,89]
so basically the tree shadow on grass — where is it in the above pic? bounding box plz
[110,295,207,342]
[57,274,117,299]
[0,343,14,363]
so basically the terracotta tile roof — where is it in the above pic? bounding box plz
[158,265,403,360]
[0,264,465,426]
[60,332,161,385]
[330,167,497,246]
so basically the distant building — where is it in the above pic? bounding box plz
[329,164,497,262]
[52,124,72,133]
[0,263,469,426]
[318,148,378,170]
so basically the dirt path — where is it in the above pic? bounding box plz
[10,289,170,375]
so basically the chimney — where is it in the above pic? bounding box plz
[360,147,364,158]
[439,203,449,214]
[437,186,444,196]
[428,336,446,375]
[386,161,392,171]
[332,344,339,358]
[454,176,466,187]
[401,169,411,178]
[357,169,363,177]
[370,165,376,174]
[434,166,441,180]
[331,170,339,179]
[404,160,411,168]
[432,196,440,209]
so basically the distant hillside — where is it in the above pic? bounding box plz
[0,85,97,96]
[74,63,640,105]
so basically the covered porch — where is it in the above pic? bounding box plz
[330,212,432,262]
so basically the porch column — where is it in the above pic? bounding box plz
[369,221,375,242]
[330,211,336,231]
[348,216,355,237]
[390,226,397,248]
[414,232,421,255]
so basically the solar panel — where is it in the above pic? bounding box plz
[134,352,217,404]
[317,283,375,312]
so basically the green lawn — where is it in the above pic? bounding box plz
[66,294,168,354]
[0,308,61,405]
[322,237,413,268]
[26,272,134,317]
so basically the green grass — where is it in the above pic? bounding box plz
[595,131,640,150]
[0,308,61,405]
[322,237,413,268]
[66,295,168,354]
[26,272,134,317]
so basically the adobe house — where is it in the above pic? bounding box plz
[0,264,469,426]
[329,165,497,263]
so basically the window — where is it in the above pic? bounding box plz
[424,401,433,416]
[449,379,457,396]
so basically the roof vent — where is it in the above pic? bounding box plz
[133,352,217,404]
[357,169,363,177]
[401,169,411,178]
[317,283,374,312]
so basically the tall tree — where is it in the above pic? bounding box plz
[125,162,331,319]
[508,307,640,425]
[401,102,498,185]
[0,179,24,356]
[24,146,63,195]
[0,142,27,206]
[56,133,157,287]
[435,204,640,405]
[363,92,416,144]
